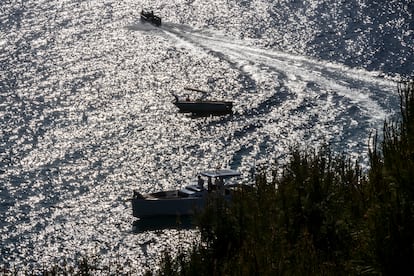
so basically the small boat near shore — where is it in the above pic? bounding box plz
[140,10,161,27]
[172,87,233,115]
[132,169,241,218]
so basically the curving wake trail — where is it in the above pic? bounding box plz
[158,22,399,165]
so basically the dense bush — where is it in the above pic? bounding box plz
[156,80,414,275]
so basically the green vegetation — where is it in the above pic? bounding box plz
[155,80,414,275]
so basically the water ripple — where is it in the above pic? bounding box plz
[1,0,411,273]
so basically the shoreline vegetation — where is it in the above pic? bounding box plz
[2,79,414,275]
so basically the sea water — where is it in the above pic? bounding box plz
[1,0,412,273]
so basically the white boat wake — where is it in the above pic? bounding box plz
[154,22,399,165]
[162,23,396,117]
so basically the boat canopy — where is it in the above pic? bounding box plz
[200,169,241,178]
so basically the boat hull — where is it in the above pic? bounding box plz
[174,101,233,115]
[132,196,206,218]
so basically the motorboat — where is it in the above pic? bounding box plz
[140,10,161,27]
[132,169,241,218]
[173,99,233,115]
[172,87,233,115]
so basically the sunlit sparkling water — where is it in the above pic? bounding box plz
[1,0,412,273]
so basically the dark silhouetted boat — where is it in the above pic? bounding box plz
[132,169,241,218]
[172,87,233,115]
[140,10,161,27]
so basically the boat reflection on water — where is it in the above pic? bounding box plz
[132,215,194,233]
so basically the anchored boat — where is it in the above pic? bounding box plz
[172,87,233,115]
[132,169,241,218]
